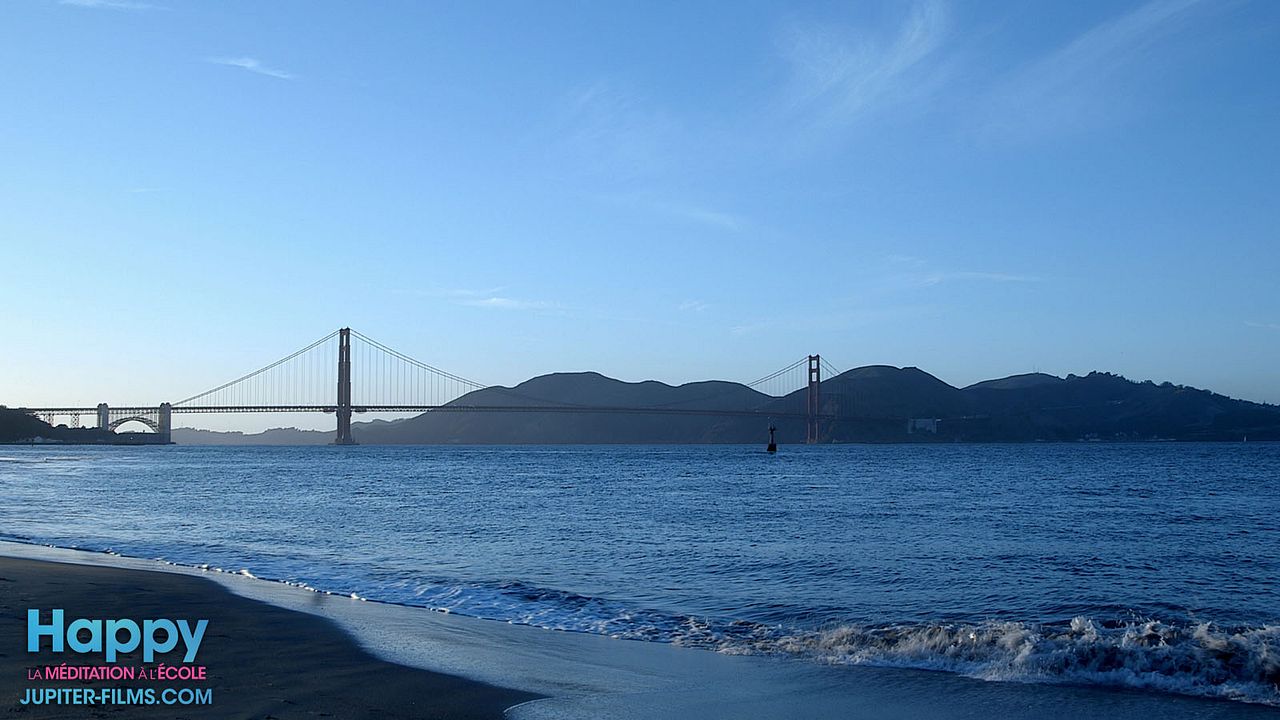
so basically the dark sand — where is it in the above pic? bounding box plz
[0,556,540,719]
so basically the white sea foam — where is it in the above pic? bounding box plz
[384,578,1280,705]
[710,617,1280,706]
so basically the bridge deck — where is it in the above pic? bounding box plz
[20,405,830,419]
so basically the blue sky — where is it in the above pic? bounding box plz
[2,0,1278,431]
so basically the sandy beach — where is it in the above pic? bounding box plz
[0,555,539,719]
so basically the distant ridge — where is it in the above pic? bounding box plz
[965,373,1065,391]
[164,367,1280,445]
[815,366,971,419]
[171,427,332,446]
[358,372,773,444]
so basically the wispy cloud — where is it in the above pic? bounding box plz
[776,1,949,137]
[884,253,927,268]
[911,270,1042,287]
[1245,321,1280,332]
[552,82,681,182]
[876,254,1043,289]
[981,0,1211,140]
[880,254,1041,288]
[206,56,295,80]
[657,202,746,232]
[59,0,156,9]
[460,296,560,311]
[595,192,748,232]
[730,318,782,337]
[427,287,563,312]
[430,287,505,299]
[678,300,711,313]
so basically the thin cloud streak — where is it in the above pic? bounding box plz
[902,270,1043,288]
[871,256,1043,291]
[777,0,948,136]
[588,192,748,232]
[730,318,782,337]
[207,56,295,80]
[939,271,1041,284]
[460,297,561,311]
[553,82,680,182]
[425,287,563,312]
[659,203,746,232]
[881,254,1043,288]
[59,0,157,9]
[981,0,1211,139]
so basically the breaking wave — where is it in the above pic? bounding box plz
[722,616,1280,706]
[387,577,1280,706]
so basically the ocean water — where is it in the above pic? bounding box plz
[1,443,1277,706]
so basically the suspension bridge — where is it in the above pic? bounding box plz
[16,328,843,445]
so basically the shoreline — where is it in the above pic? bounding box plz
[0,553,539,719]
[9,438,1278,445]
[3,541,1278,719]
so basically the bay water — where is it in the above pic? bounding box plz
[1,443,1276,705]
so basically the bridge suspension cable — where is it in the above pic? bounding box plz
[171,328,497,412]
[741,357,815,401]
[744,357,808,389]
[347,330,488,407]
[173,330,340,408]
[819,357,843,379]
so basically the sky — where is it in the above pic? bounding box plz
[2,0,1278,432]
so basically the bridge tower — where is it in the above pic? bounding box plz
[97,403,109,430]
[806,354,821,444]
[335,327,356,445]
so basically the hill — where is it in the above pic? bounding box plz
[171,427,333,445]
[358,372,774,444]
[965,373,1065,391]
[961,371,1280,442]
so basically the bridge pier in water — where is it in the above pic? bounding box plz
[158,403,172,444]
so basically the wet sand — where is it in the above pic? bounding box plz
[0,556,540,719]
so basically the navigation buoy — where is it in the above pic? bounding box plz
[767,423,777,453]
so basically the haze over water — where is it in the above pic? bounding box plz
[2,443,1277,705]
